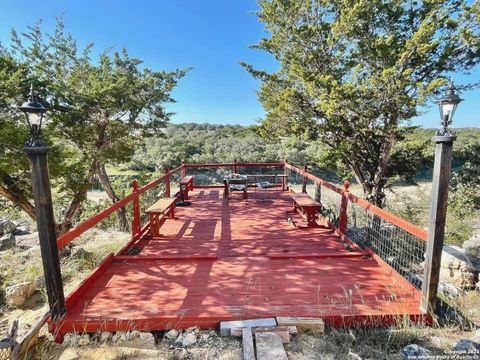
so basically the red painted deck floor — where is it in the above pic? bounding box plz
[52,189,424,337]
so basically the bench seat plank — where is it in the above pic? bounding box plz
[146,197,176,214]
[291,193,321,208]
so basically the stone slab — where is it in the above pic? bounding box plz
[255,332,288,360]
[242,327,255,360]
[220,318,277,336]
[276,317,325,332]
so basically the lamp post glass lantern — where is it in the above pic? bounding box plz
[436,79,463,136]
[20,86,66,321]
[19,85,47,147]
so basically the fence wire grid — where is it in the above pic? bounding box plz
[346,201,426,289]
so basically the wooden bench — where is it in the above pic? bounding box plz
[291,193,322,227]
[179,175,194,200]
[145,197,176,236]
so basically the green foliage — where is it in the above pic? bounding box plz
[243,0,480,206]
[0,19,186,229]
[450,143,480,217]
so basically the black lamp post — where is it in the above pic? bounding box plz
[421,79,463,314]
[20,85,66,321]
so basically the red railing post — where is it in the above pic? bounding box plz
[233,159,238,174]
[131,179,141,238]
[302,164,308,193]
[181,160,186,179]
[339,180,350,234]
[164,167,171,197]
[283,159,288,191]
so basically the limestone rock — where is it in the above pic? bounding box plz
[453,339,480,352]
[14,224,29,235]
[402,344,431,359]
[112,331,128,343]
[14,232,39,249]
[165,329,179,340]
[100,331,112,342]
[182,332,197,347]
[0,233,15,251]
[5,281,36,307]
[463,237,480,269]
[62,333,81,346]
[439,246,477,289]
[78,334,90,346]
[0,220,17,235]
[173,348,188,360]
[122,331,156,349]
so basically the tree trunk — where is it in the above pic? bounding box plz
[0,173,36,220]
[95,162,129,232]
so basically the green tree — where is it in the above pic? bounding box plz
[243,0,480,206]
[1,20,187,232]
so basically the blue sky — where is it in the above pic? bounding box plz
[0,0,478,128]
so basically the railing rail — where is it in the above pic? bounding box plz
[57,164,184,249]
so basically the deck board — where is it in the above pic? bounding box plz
[51,188,425,338]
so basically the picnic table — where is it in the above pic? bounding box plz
[223,175,248,202]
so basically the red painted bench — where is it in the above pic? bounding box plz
[179,176,194,200]
[291,193,322,227]
[145,197,176,236]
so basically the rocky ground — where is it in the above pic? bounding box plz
[20,323,480,360]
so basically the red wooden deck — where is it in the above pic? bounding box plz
[51,189,424,339]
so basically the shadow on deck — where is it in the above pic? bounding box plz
[51,188,424,339]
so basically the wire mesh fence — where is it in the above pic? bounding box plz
[345,200,427,289]
[184,166,230,186]
[184,163,285,187]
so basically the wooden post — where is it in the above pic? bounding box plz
[233,159,238,174]
[25,146,66,321]
[301,164,308,193]
[338,180,350,234]
[421,134,456,314]
[283,159,288,191]
[164,167,171,197]
[131,179,141,238]
[315,183,321,203]
[181,160,186,178]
